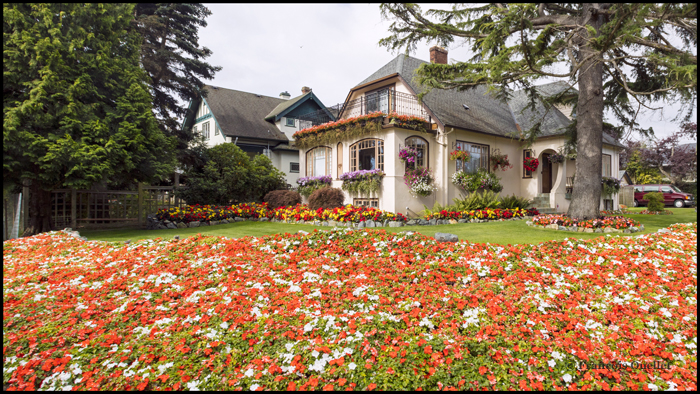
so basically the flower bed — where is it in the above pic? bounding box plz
[155,203,407,225]
[297,175,332,198]
[638,209,674,215]
[3,223,697,390]
[531,214,642,232]
[424,207,539,221]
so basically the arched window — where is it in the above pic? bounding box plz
[337,142,343,177]
[306,146,331,177]
[350,139,384,172]
[404,136,428,171]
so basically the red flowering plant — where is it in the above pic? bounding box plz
[523,157,539,172]
[292,112,384,149]
[3,222,697,390]
[386,113,428,132]
[490,149,513,171]
[424,207,539,221]
[449,147,471,162]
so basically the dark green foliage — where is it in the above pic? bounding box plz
[264,190,302,209]
[645,192,665,212]
[499,194,533,210]
[176,144,285,205]
[131,3,222,167]
[308,187,345,211]
[679,183,697,202]
[3,3,176,235]
[453,191,501,211]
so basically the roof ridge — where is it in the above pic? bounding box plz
[203,85,285,101]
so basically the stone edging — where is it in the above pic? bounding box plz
[526,221,645,234]
[146,215,529,230]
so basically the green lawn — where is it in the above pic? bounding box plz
[79,207,697,245]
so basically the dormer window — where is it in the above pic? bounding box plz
[365,85,394,114]
[286,117,295,127]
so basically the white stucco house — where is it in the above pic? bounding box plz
[181,85,334,186]
[296,47,625,217]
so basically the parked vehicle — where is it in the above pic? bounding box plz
[632,184,695,208]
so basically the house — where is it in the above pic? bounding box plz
[181,85,334,186]
[296,47,625,216]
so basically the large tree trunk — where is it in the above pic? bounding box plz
[567,4,605,220]
[22,182,53,237]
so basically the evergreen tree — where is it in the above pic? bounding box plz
[379,3,696,219]
[3,3,176,236]
[132,3,222,167]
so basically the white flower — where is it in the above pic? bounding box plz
[648,383,659,391]
[548,359,556,368]
[250,384,260,391]
[348,362,357,370]
[562,373,572,383]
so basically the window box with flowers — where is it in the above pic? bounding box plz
[387,113,428,132]
[523,157,539,172]
[489,149,513,171]
[292,112,385,150]
[451,168,503,193]
[404,167,437,198]
[296,175,332,198]
[339,169,385,196]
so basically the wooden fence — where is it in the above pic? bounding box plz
[49,185,187,230]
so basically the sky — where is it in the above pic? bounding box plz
[196,3,696,143]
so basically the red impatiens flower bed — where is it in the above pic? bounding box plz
[3,223,697,391]
[637,209,674,215]
[532,214,641,229]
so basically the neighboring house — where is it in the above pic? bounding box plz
[619,170,633,186]
[182,85,333,186]
[297,47,625,215]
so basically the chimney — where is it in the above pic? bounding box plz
[429,46,448,64]
[279,91,291,100]
[301,86,312,94]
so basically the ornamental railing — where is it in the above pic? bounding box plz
[296,91,429,129]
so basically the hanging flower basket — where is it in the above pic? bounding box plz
[404,167,437,198]
[523,157,539,172]
[490,149,513,171]
[548,152,566,164]
[398,145,419,166]
[450,148,471,162]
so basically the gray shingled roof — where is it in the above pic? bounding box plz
[264,92,311,122]
[356,54,520,137]
[200,85,288,142]
[355,56,625,148]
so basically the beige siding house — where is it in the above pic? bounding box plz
[297,48,625,217]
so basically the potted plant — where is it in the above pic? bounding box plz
[398,145,419,166]
[548,152,566,164]
[523,157,539,172]
[601,176,621,197]
[450,148,471,161]
[451,168,503,193]
[490,149,513,171]
[404,167,437,197]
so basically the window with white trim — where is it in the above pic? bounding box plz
[290,162,299,173]
[306,147,331,176]
[285,117,295,127]
[602,154,611,177]
[523,149,533,178]
[202,121,210,139]
[405,136,428,172]
[455,141,489,174]
[350,139,384,171]
[354,198,378,208]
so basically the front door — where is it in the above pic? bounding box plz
[542,153,552,193]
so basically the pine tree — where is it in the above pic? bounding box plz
[3,3,176,236]
[379,3,696,219]
[132,3,222,167]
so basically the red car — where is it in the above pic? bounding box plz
[632,184,695,208]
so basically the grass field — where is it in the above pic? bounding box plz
[80,207,697,245]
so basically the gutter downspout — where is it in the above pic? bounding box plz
[434,127,451,207]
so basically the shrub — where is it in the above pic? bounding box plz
[263,190,302,209]
[499,194,532,210]
[308,187,345,211]
[452,190,501,211]
[176,144,285,205]
[646,191,665,212]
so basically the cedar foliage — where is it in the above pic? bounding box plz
[645,192,665,212]
[3,3,176,235]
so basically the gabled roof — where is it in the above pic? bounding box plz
[355,55,625,148]
[354,54,520,137]
[264,91,334,123]
[191,85,288,142]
